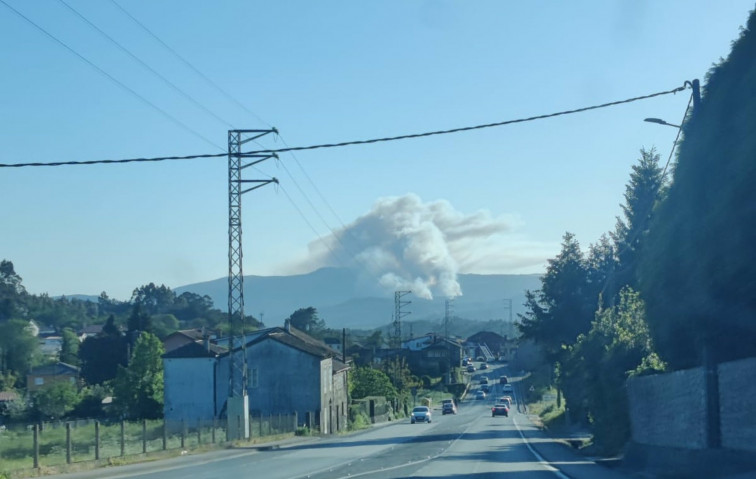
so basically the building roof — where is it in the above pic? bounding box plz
[466,331,513,349]
[427,337,463,350]
[255,326,340,360]
[165,325,347,372]
[28,362,80,376]
[170,328,206,341]
[162,340,226,359]
[79,324,104,335]
[0,391,19,402]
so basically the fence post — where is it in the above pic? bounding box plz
[120,420,125,457]
[33,424,40,469]
[162,420,167,450]
[293,411,298,432]
[180,420,186,449]
[142,419,147,454]
[95,420,100,461]
[66,422,72,464]
[259,414,263,437]
[197,422,202,445]
[212,418,216,444]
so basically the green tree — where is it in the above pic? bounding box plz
[112,332,164,419]
[363,330,384,349]
[0,319,39,384]
[131,283,175,316]
[172,292,214,322]
[127,303,153,335]
[586,234,619,307]
[639,11,756,369]
[60,327,80,366]
[562,288,663,453]
[380,356,418,393]
[0,259,26,321]
[611,148,664,296]
[72,384,111,419]
[151,314,180,339]
[288,307,325,336]
[349,366,397,399]
[79,315,127,385]
[518,232,594,364]
[33,381,79,420]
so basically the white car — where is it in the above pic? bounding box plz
[411,406,432,424]
[502,384,514,393]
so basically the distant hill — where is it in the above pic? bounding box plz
[175,267,541,330]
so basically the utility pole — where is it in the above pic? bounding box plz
[444,298,454,340]
[444,298,454,384]
[502,299,513,338]
[391,291,411,348]
[227,128,277,440]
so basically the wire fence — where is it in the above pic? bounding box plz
[0,412,305,474]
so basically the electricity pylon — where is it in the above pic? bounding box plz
[227,129,277,440]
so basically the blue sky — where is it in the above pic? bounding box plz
[1,1,754,301]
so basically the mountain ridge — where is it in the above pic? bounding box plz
[175,267,542,329]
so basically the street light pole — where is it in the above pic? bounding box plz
[644,78,719,447]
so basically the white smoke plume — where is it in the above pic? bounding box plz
[304,194,517,299]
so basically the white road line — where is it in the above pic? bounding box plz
[512,415,572,479]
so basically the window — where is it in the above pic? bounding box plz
[249,367,258,388]
[34,377,44,386]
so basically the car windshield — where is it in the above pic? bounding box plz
[2,3,754,478]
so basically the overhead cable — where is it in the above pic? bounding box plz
[57,0,235,129]
[0,0,223,151]
[0,84,688,168]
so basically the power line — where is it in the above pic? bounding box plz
[109,0,272,129]
[251,85,687,155]
[0,152,226,168]
[0,0,223,151]
[0,84,688,168]
[57,0,235,130]
[661,93,692,179]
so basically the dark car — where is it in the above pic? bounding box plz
[442,399,457,415]
[492,403,509,417]
[481,383,490,393]
[500,375,508,384]
[480,362,488,370]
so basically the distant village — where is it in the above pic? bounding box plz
[6,317,519,434]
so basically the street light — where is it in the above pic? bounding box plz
[644,117,681,128]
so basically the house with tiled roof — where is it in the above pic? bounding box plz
[26,362,80,392]
[163,321,349,434]
[162,328,208,353]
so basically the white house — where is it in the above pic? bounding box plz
[402,333,436,351]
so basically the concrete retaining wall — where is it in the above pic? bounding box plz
[627,367,707,449]
[627,356,756,453]
[718,357,756,452]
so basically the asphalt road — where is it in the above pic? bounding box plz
[45,364,629,479]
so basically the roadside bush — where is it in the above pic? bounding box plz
[349,412,370,431]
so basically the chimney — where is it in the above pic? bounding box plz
[285,319,291,332]
[203,329,210,352]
